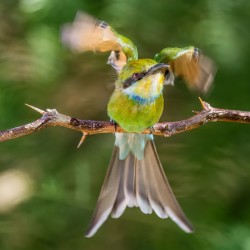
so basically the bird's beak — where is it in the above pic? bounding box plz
[146,63,170,75]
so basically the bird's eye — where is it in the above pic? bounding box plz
[132,73,140,79]
[132,72,145,81]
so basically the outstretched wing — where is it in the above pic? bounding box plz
[62,12,138,72]
[154,46,216,94]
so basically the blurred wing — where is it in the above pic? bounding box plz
[155,47,216,94]
[62,12,138,72]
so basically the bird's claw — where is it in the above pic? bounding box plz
[149,127,155,134]
[110,119,118,132]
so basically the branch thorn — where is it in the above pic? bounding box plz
[25,104,45,114]
[77,132,87,148]
[198,97,208,110]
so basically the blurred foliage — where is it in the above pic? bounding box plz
[0,0,250,249]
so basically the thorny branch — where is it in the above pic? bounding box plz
[0,98,250,146]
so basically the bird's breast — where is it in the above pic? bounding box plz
[123,72,164,101]
[107,90,164,133]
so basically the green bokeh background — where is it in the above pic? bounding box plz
[0,0,250,249]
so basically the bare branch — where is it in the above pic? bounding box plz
[0,99,250,143]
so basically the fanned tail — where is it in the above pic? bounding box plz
[85,134,193,237]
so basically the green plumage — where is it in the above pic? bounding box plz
[108,90,164,133]
[62,12,215,237]
[108,58,165,132]
[116,34,138,61]
[154,46,194,62]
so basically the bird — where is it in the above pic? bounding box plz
[62,12,216,237]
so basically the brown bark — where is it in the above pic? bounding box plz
[0,99,249,145]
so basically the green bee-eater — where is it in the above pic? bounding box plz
[62,12,216,237]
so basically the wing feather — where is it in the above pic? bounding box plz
[155,47,216,94]
[62,12,137,71]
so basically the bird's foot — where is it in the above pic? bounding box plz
[110,119,118,132]
[149,126,155,134]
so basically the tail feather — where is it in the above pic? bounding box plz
[123,153,137,208]
[111,152,138,219]
[144,141,193,231]
[135,157,153,214]
[85,135,193,237]
[111,178,126,219]
[85,147,121,237]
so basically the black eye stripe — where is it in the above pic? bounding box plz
[123,72,146,89]
[123,78,135,89]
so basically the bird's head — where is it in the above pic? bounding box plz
[115,59,171,101]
